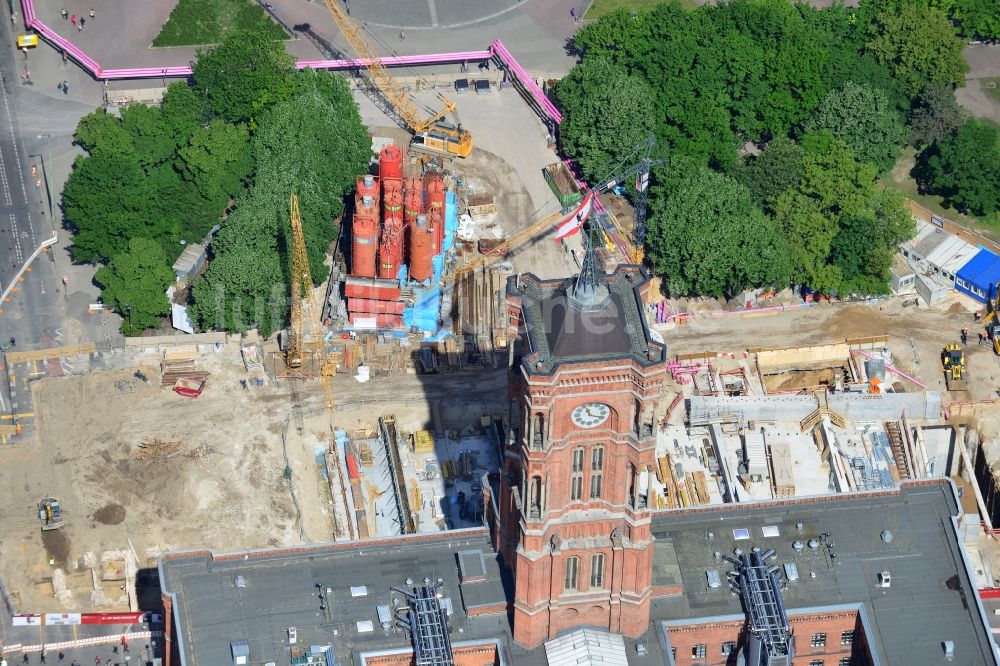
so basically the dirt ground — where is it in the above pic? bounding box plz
[661,295,1000,403]
[0,345,506,611]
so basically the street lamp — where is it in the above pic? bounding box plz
[125,303,132,334]
[35,134,53,222]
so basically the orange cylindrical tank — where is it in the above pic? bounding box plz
[409,214,434,283]
[352,175,380,277]
[357,173,380,201]
[427,208,444,256]
[379,178,404,279]
[379,145,403,181]
[425,175,446,253]
[403,177,424,228]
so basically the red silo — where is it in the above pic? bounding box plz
[379,144,403,181]
[379,179,404,279]
[352,175,380,277]
[403,177,424,228]
[409,214,434,283]
[425,175,446,253]
[427,208,444,256]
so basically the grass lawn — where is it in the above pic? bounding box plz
[584,0,693,20]
[885,147,1000,242]
[153,0,287,47]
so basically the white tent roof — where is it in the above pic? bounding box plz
[544,629,628,666]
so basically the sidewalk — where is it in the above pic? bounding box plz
[21,0,579,76]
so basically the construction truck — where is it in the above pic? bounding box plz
[38,497,64,530]
[942,344,968,391]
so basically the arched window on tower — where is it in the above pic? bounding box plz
[533,412,546,450]
[590,553,606,588]
[564,556,579,591]
[571,447,585,501]
[628,463,637,508]
[590,446,604,499]
[529,475,543,519]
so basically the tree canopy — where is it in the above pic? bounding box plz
[555,57,656,182]
[801,82,907,174]
[63,31,369,335]
[565,0,987,298]
[189,70,371,335]
[94,238,175,335]
[916,119,1000,217]
[192,30,297,124]
[645,170,792,298]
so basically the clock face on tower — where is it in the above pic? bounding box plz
[571,402,611,429]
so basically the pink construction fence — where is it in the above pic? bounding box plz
[18,0,561,123]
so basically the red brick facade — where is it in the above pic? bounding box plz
[362,641,500,666]
[663,610,873,666]
[499,275,667,648]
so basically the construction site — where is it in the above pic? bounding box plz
[5,0,1000,647]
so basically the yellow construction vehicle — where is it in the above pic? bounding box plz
[38,497,64,530]
[979,284,1000,354]
[321,0,473,158]
[942,344,968,391]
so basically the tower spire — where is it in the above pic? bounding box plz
[569,225,609,311]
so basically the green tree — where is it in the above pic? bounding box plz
[735,137,805,212]
[916,118,1000,217]
[160,81,210,139]
[645,170,791,298]
[782,139,913,294]
[866,4,968,99]
[908,84,966,147]
[951,0,1000,40]
[178,120,252,211]
[802,82,908,173]
[94,238,174,334]
[773,191,841,292]
[251,70,371,281]
[555,57,656,182]
[192,30,297,124]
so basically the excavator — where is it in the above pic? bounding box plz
[321,0,473,158]
[979,282,1000,354]
[942,344,968,391]
[38,497,64,530]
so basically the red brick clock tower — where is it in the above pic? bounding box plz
[496,246,667,648]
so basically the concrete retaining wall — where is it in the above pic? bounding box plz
[689,391,941,423]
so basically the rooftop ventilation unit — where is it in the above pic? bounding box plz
[881,529,893,543]
[878,571,892,588]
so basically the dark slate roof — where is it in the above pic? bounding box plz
[648,482,998,666]
[509,265,665,374]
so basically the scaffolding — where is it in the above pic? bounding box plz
[726,550,793,666]
[392,581,455,666]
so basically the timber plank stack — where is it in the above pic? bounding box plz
[160,346,207,387]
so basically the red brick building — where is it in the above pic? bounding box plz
[496,254,667,648]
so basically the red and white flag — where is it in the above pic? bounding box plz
[554,192,594,241]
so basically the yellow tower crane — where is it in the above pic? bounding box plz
[321,0,473,158]
[286,194,336,408]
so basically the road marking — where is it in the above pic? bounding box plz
[427,0,438,26]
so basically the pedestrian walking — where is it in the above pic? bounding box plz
[11,13,17,25]
[570,7,579,23]
[38,651,45,664]
[21,46,27,59]
[22,653,29,663]
[76,22,81,31]
[89,8,95,19]
[120,637,128,653]
[70,14,76,26]
[94,657,101,666]
[61,81,68,95]
[60,8,68,19]
[57,653,64,662]
[398,30,404,41]
[62,50,68,65]
[80,17,85,28]
[962,327,969,345]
